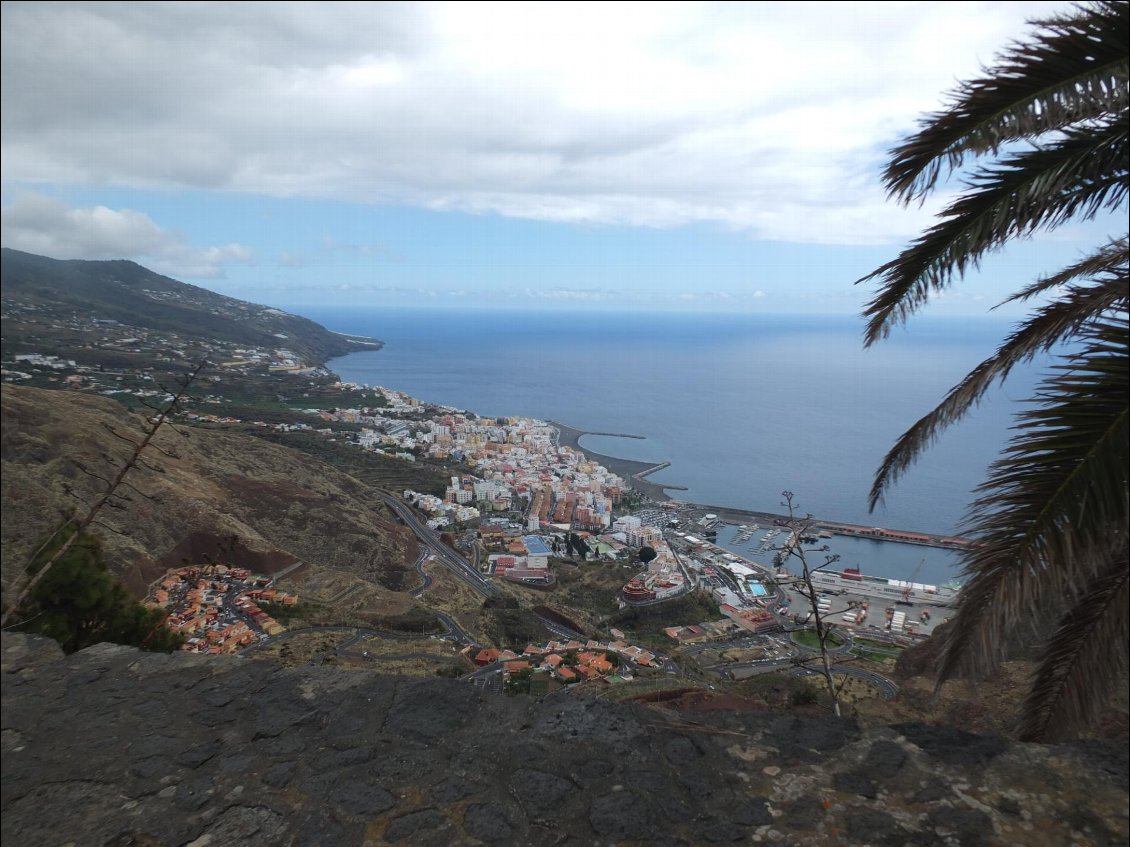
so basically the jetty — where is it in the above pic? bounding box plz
[550,421,687,501]
[683,503,970,551]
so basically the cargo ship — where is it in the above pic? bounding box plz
[809,567,959,607]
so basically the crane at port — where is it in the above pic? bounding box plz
[900,559,926,605]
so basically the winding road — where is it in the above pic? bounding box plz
[409,552,434,597]
[376,490,498,597]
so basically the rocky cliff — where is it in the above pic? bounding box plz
[2,632,1126,846]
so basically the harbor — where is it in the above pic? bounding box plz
[661,511,954,640]
[555,421,970,558]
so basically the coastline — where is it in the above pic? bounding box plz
[549,420,684,502]
[323,347,969,548]
[550,420,968,550]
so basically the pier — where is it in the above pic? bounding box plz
[551,420,687,501]
[548,423,646,440]
[682,503,970,551]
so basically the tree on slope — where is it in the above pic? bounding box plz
[859,1,1128,741]
[12,527,183,654]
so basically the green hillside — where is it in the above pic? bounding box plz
[0,248,378,364]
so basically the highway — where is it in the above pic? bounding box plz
[533,611,586,641]
[375,490,498,597]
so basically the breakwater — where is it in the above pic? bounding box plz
[551,421,686,501]
[552,420,968,551]
[689,503,970,551]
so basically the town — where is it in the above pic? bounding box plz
[3,297,953,701]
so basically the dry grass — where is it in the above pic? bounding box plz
[2,385,420,598]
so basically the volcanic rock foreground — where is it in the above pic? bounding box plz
[2,633,1126,846]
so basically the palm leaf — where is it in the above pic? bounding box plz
[861,116,1128,344]
[936,316,1129,687]
[1004,236,1129,304]
[886,1,1129,201]
[1017,550,1130,741]
[868,267,1129,508]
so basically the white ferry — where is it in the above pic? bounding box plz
[810,567,959,607]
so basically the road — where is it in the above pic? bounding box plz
[409,552,434,597]
[618,544,697,608]
[533,611,586,641]
[375,490,498,597]
[237,612,478,657]
[434,611,478,645]
[791,663,900,699]
[464,663,504,695]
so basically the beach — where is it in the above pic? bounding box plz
[550,420,682,503]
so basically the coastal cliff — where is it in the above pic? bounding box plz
[3,632,1126,846]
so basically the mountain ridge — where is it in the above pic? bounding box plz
[0,247,378,365]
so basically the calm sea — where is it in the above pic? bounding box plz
[303,307,1052,581]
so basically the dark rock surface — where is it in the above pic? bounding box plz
[3,633,1127,846]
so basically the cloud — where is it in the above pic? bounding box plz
[0,193,253,278]
[1,2,1074,244]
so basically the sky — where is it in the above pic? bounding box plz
[0,0,1109,315]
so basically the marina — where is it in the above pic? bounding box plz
[711,521,964,587]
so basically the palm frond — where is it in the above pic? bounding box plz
[1017,549,1130,741]
[861,116,1128,344]
[886,1,1129,201]
[1002,236,1128,304]
[868,270,1129,508]
[935,316,1129,686]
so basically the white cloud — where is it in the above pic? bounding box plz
[0,2,1075,244]
[0,193,253,278]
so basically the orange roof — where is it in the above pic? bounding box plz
[504,660,530,672]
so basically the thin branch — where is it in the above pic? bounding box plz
[92,520,133,537]
[1,360,207,628]
[72,460,113,487]
[779,491,844,717]
[136,457,167,474]
[117,479,159,502]
[102,423,141,447]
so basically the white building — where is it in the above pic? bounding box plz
[613,516,643,534]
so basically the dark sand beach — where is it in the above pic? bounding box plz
[549,420,683,502]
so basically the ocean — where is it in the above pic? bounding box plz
[302,307,1053,582]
